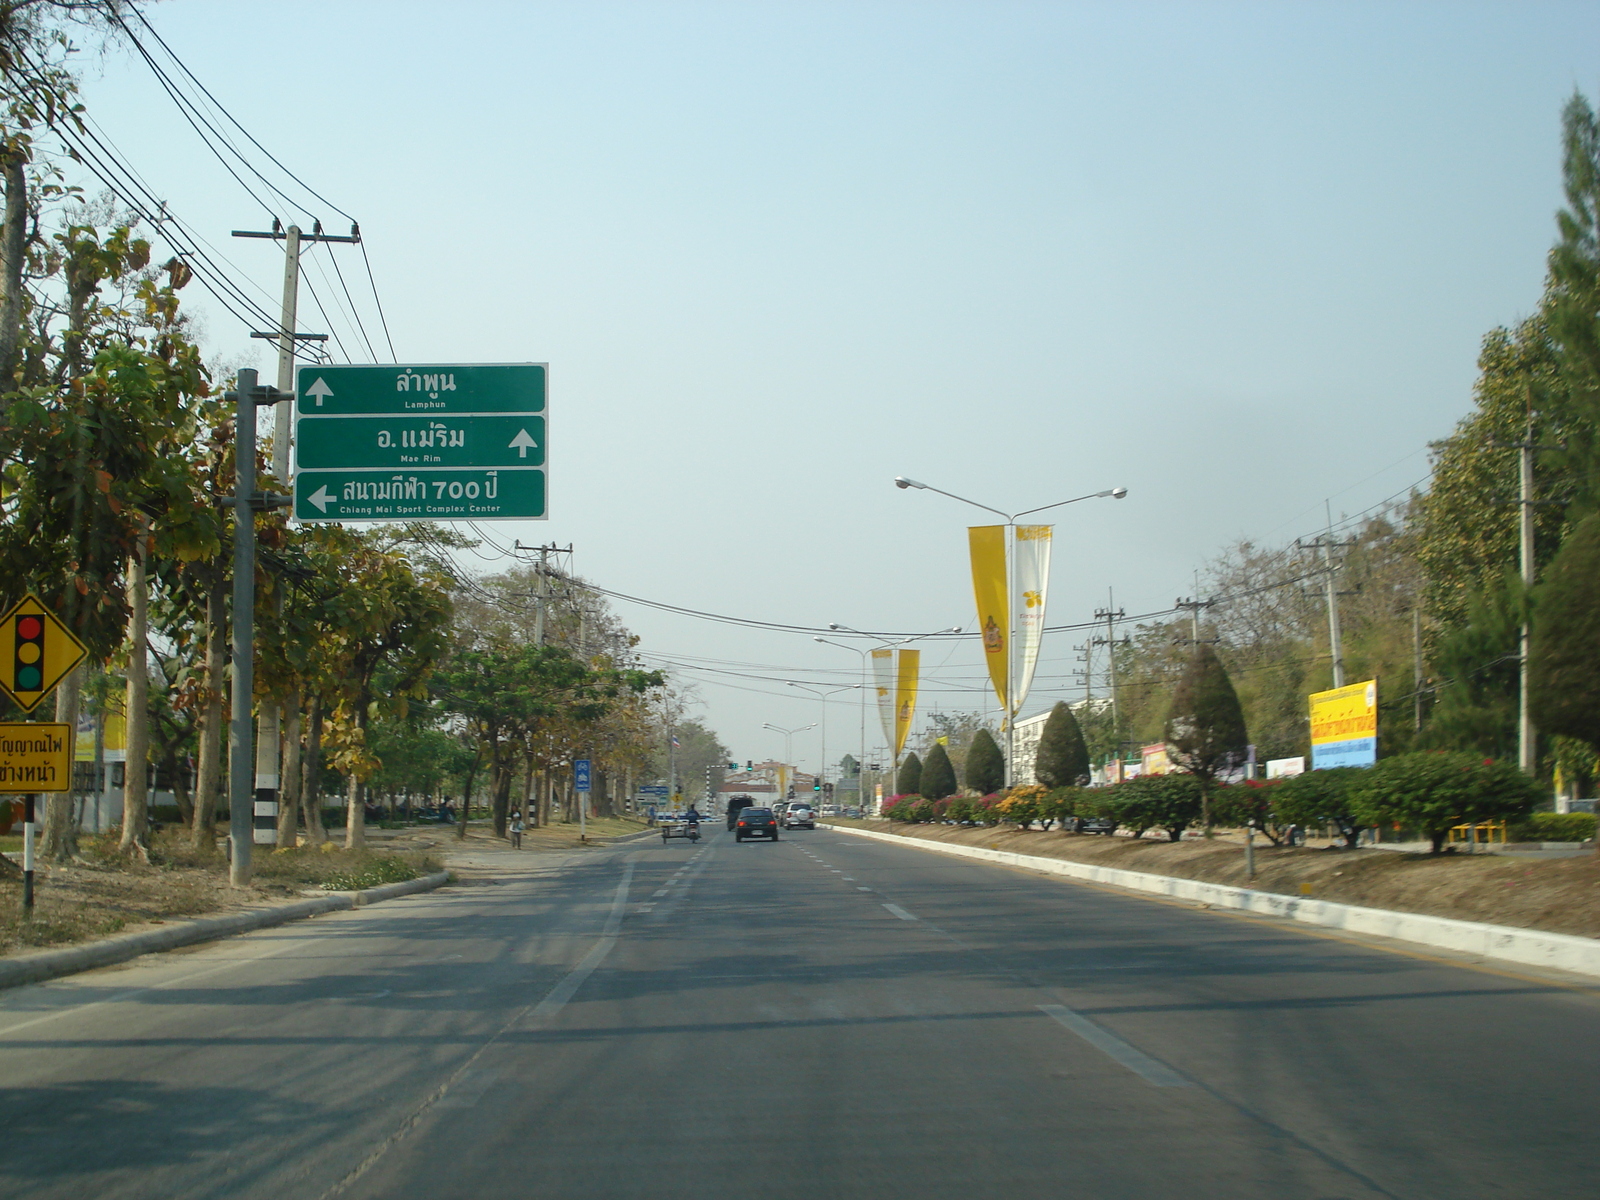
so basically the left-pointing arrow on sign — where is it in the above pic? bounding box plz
[509,428,538,458]
[307,485,335,513]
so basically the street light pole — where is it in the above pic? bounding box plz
[789,683,858,806]
[893,477,1126,786]
[762,722,814,799]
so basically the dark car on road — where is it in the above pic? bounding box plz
[725,795,756,830]
[733,807,779,842]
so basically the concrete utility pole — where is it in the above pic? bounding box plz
[1413,605,1425,734]
[230,222,347,852]
[1298,520,1356,691]
[226,369,293,886]
[1092,595,1126,747]
[1518,416,1537,775]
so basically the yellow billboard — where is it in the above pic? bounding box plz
[1309,679,1377,769]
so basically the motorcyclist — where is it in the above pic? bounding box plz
[684,804,703,839]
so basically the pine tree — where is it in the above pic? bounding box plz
[921,743,957,799]
[1529,513,1600,749]
[895,751,923,797]
[1165,644,1249,826]
[1034,701,1090,787]
[965,728,1005,795]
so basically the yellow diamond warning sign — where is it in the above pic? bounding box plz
[0,722,72,792]
[0,595,88,714]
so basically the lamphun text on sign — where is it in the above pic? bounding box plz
[295,363,545,416]
[0,723,72,791]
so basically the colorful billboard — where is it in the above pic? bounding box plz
[1309,679,1377,769]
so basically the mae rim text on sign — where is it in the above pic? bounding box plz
[292,363,547,523]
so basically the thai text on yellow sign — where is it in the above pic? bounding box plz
[1309,679,1378,746]
[0,722,73,792]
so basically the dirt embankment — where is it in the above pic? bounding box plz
[830,820,1600,941]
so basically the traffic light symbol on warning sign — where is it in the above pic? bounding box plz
[0,595,88,713]
[14,614,44,693]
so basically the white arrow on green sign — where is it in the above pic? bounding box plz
[293,362,548,523]
[294,468,545,522]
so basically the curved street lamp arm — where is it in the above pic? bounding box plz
[1011,488,1127,520]
[896,483,1004,524]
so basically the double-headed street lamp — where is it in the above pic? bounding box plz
[762,722,815,800]
[788,682,859,805]
[814,623,961,811]
[893,477,1127,785]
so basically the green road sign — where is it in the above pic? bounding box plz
[295,363,545,416]
[292,362,548,523]
[297,414,546,470]
[294,468,545,522]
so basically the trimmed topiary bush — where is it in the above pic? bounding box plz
[896,753,923,798]
[921,743,958,800]
[965,729,1005,796]
[1035,702,1090,787]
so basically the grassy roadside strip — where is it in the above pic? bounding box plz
[1,828,442,958]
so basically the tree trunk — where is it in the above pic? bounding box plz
[120,527,150,857]
[277,695,302,848]
[301,695,326,844]
[192,569,226,848]
[344,700,369,849]
[167,745,192,826]
[0,145,27,382]
[43,665,82,862]
[491,755,512,837]
[521,755,535,830]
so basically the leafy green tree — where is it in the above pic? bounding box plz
[1529,513,1600,750]
[1349,751,1542,854]
[1034,701,1089,787]
[1418,574,1523,757]
[895,751,922,797]
[920,742,956,799]
[1164,644,1248,827]
[965,727,1004,794]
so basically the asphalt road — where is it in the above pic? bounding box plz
[2,827,1596,1199]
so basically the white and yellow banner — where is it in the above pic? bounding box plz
[1012,524,1052,715]
[871,647,895,752]
[968,525,1009,709]
[893,648,920,757]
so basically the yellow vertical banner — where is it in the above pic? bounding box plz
[968,525,1008,710]
[894,648,920,757]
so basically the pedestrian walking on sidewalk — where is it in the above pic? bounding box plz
[510,814,524,850]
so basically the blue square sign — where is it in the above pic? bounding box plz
[574,759,592,793]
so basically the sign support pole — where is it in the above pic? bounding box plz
[229,369,259,887]
[22,794,34,909]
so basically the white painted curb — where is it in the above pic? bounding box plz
[0,869,452,991]
[822,825,1600,979]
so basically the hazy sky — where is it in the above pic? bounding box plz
[79,1,1600,777]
